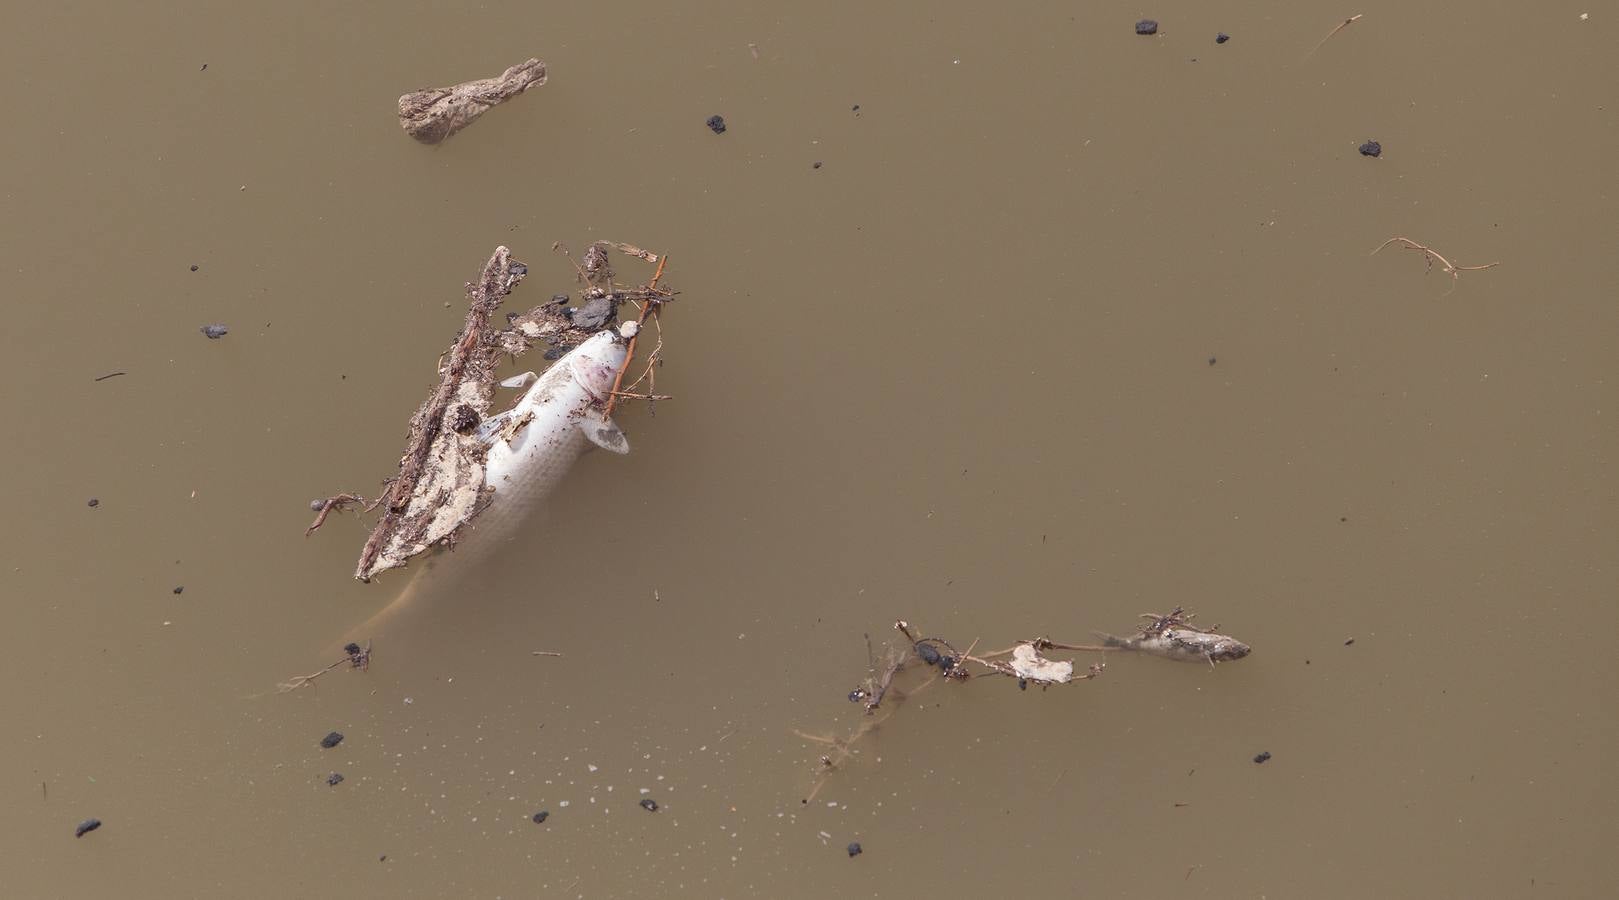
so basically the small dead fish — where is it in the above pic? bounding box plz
[1096,628,1250,664]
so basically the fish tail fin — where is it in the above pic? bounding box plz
[329,573,428,657]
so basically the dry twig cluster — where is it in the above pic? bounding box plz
[794,611,1247,801]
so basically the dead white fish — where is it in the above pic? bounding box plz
[1094,628,1251,665]
[475,326,631,532]
[341,326,630,641]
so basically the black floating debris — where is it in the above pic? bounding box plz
[938,656,957,673]
[847,689,867,703]
[851,104,860,112]
[532,810,550,824]
[327,772,345,787]
[75,818,102,838]
[847,841,863,858]
[1358,140,1382,158]
[449,404,481,434]
[640,797,659,812]
[570,294,615,330]
[87,498,100,508]
[1216,33,1230,44]
[915,643,942,666]
[1018,678,1029,691]
[705,115,727,134]
[343,642,363,657]
[189,264,199,272]
[172,586,184,595]
[319,731,344,749]
[1253,751,1272,764]
[1136,19,1159,36]
[812,161,823,169]
[200,324,229,339]
[508,262,528,277]
[1208,356,1218,366]
[1344,637,1356,646]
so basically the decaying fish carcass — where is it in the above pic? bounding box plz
[343,244,668,583]
[398,58,548,144]
[1093,607,1251,664]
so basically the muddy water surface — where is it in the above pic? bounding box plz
[3,1,1615,897]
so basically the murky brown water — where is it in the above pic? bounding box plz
[4,1,1616,897]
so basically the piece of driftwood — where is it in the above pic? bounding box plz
[353,247,590,581]
[397,58,547,144]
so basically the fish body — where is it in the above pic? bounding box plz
[472,329,629,546]
[1097,628,1251,664]
[341,329,629,643]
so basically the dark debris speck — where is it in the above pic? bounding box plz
[87,498,100,508]
[1135,20,1159,36]
[344,642,363,657]
[705,115,727,134]
[532,810,549,824]
[812,161,823,169]
[75,818,102,838]
[1253,751,1272,764]
[1216,33,1230,44]
[915,643,942,666]
[172,586,184,595]
[189,264,199,272]
[1358,140,1382,158]
[449,404,481,434]
[200,324,229,339]
[326,772,345,787]
[847,841,863,857]
[319,731,344,749]
[640,798,659,812]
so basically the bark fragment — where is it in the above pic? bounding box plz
[397,58,547,144]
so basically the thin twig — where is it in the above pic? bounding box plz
[603,254,667,419]
[1372,236,1499,294]
[1307,13,1363,59]
[271,640,372,693]
[304,493,368,537]
[93,371,127,382]
[597,241,660,263]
